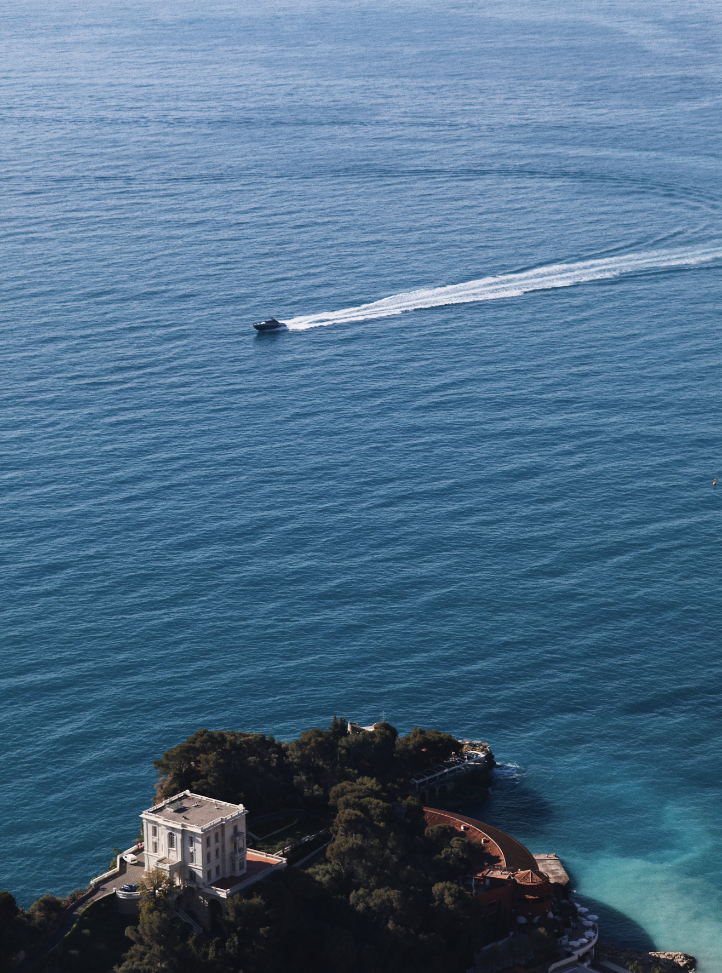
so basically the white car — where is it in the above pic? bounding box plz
[122,853,139,864]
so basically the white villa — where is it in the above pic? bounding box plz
[142,789,250,890]
[140,790,285,928]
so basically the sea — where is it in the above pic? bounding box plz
[2,0,721,967]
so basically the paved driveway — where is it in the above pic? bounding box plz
[94,853,146,898]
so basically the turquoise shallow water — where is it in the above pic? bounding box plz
[2,0,722,967]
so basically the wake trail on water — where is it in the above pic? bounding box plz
[285,244,722,330]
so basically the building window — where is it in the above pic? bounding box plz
[216,865,220,876]
[188,870,195,883]
[153,841,158,854]
[215,832,219,844]
[188,835,193,847]
[189,851,194,863]
[206,836,210,847]
[152,825,157,837]
[215,848,220,860]
[207,870,211,881]
[233,824,238,835]
[206,852,210,863]
[168,833,175,849]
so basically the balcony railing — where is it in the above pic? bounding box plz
[409,750,487,791]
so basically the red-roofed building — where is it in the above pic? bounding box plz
[423,808,552,934]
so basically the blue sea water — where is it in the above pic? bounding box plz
[2,0,721,967]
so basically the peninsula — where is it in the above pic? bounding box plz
[4,720,695,973]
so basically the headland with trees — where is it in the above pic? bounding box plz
[3,718,695,973]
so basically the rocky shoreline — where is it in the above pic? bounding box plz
[597,943,696,972]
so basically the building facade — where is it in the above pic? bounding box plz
[141,790,249,891]
[140,789,286,930]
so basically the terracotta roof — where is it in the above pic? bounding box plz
[422,809,540,875]
[514,869,546,885]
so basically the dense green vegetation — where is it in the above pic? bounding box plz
[115,774,493,973]
[118,720,496,973]
[153,718,467,813]
[0,887,86,973]
[28,897,138,973]
[4,719,498,973]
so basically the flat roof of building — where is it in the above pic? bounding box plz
[142,790,246,830]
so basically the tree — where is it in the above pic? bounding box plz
[286,725,352,808]
[337,724,400,783]
[0,892,25,973]
[350,886,422,933]
[137,868,176,909]
[431,833,486,881]
[28,893,64,922]
[426,882,487,966]
[117,909,194,973]
[328,715,349,741]
[0,891,20,925]
[115,870,210,973]
[153,729,293,812]
[222,869,368,973]
[154,721,467,814]
[395,728,461,775]
[326,778,408,889]
[222,886,286,973]
[0,891,68,973]
[529,926,558,962]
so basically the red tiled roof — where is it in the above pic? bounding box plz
[514,869,545,885]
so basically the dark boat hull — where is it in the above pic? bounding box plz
[253,317,288,332]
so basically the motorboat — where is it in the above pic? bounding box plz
[253,317,288,332]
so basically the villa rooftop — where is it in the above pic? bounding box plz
[143,790,246,829]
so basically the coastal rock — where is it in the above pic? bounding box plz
[649,951,696,971]
[597,944,696,972]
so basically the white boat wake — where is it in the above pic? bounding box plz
[284,244,721,330]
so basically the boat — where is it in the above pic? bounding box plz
[253,317,288,332]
